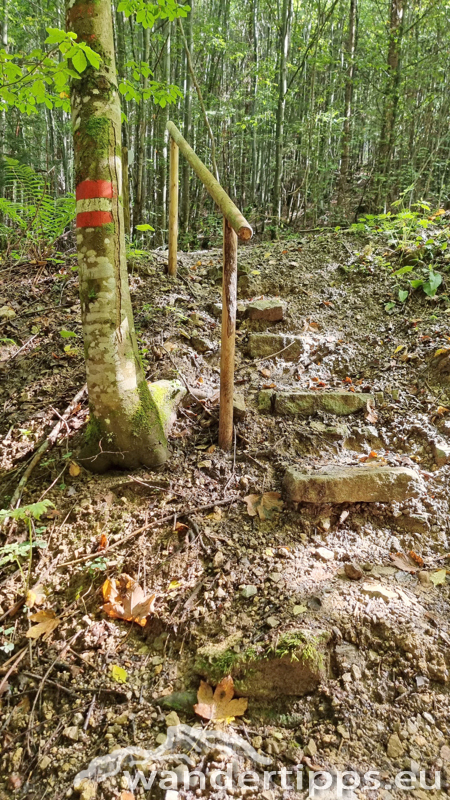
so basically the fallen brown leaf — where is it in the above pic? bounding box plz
[26,610,60,640]
[194,676,248,721]
[244,492,283,521]
[102,574,157,627]
[389,552,419,573]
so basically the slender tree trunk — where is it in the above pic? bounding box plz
[272,0,292,225]
[375,0,407,208]
[134,25,149,227]
[66,0,169,472]
[181,2,193,233]
[338,0,357,203]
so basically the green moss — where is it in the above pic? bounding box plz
[84,413,103,445]
[131,380,165,440]
[101,222,115,234]
[270,632,325,670]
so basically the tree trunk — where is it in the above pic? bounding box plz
[375,0,407,208]
[338,0,357,203]
[272,0,292,225]
[181,2,193,233]
[66,0,169,472]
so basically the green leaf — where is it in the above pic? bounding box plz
[384,301,396,311]
[136,224,155,231]
[111,664,127,683]
[398,289,408,303]
[423,271,442,297]
[392,265,414,276]
[430,569,447,586]
[60,329,77,338]
[72,49,87,73]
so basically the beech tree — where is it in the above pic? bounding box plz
[65,0,178,472]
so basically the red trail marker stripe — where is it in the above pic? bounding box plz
[76,180,114,200]
[76,211,113,228]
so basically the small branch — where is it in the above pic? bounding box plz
[4,385,87,523]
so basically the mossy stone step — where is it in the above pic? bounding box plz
[259,389,373,416]
[247,332,303,360]
[195,630,331,699]
[284,465,420,504]
[245,299,284,322]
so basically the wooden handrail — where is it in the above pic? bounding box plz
[166,121,253,452]
[167,121,253,241]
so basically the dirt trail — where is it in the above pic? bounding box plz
[1,233,450,799]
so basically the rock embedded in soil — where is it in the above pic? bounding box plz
[259,389,373,416]
[247,332,303,360]
[386,733,404,759]
[433,440,450,467]
[196,630,330,699]
[246,299,284,322]
[233,393,246,420]
[284,465,420,504]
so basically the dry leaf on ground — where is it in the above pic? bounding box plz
[102,574,157,627]
[390,552,420,573]
[25,586,45,608]
[26,610,60,640]
[244,492,283,521]
[194,675,248,721]
[366,399,378,424]
[430,569,447,586]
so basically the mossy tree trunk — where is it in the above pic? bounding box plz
[66,0,169,473]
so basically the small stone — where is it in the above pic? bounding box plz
[387,733,404,759]
[418,570,431,587]
[73,778,97,799]
[344,563,363,580]
[190,335,213,353]
[304,738,317,757]
[158,691,197,712]
[361,583,398,602]
[337,725,350,740]
[39,755,51,771]
[233,393,246,421]
[440,744,450,762]
[63,725,79,741]
[422,711,435,724]
[266,616,279,628]
[165,711,180,727]
[174,764,189,786]
[433,440,450,467]
[292,604,307,616]
[342,672,352,683]
[0,305,16,319]
[269,572,283,583]
[351,664,361,680]
[165,792,179,800]
[156,733,167,745]
[241,585,257,598]
[252,735,263,749]
[216,587,226,598]
[213,551,224,568]
[315,546,334,562]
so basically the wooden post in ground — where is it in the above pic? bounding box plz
[219,217,238,450]
[168,137,179,277]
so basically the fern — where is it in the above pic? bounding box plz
[0,158,75,258]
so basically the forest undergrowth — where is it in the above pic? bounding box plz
[1,217,450,799]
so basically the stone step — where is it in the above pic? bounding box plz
[245,298,284,322]
[283,465,420,504]
[259,388,373,416]
[247,332,303,360]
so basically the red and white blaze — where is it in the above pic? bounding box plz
[76,180,115,227]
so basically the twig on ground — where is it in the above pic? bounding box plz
[4,384,87,523]
[58,495,240,568]
[0,647,28,693]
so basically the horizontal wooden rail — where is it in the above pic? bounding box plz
[166,121,253,452]
[167,121,253,241]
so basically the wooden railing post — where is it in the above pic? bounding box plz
[219,217,238,450]
[168,136,179,277]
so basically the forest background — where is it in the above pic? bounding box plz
[0,0,448,248]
